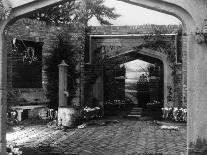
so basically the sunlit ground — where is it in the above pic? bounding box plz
[7,119,187,155]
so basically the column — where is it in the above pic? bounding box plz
[187,31,207,153]
[0,26,7,155]
[58,60,68,107]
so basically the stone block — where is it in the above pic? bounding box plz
[58,107,77,127]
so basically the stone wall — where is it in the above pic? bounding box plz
[174,33,187,108]
[182,36,188,108]
[174,63,183,107]
[6,18,81,107]
[91,25,180,35]
[6,21,186,109]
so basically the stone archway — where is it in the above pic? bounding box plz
[0,0,207,154]
[106,1,207,153]
[107,48,169,107]
[117,1,207,153]
[90,34,177,110]
[89,0,207,152]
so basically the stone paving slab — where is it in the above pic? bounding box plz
[7,119,187,155]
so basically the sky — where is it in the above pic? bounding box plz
[89,0,181,26]
[123,60,149,83]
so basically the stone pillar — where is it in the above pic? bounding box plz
[187,33,207,153]
[58,60,77,128]
[80,53,85,107]
[182,36,187,108]
[0,28,7,155]
[16,110,23,121]
[58,60,68,107]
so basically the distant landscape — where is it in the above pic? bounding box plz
[125,80,137,90]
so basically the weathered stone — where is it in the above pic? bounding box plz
[58,60,68,107]
[58,107,77,127]
[89,34,178,108]
[6,18,82,108]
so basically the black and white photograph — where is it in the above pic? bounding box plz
[0,0,206,154]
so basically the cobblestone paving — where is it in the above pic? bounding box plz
[7,119,187,155]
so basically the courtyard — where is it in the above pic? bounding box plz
[0,0,207,154]
[7,118,187,155]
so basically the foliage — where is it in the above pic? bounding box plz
[0,0,11,20]
[27,0,120,108]
[104,63,126,101]
[84,47,103,104]
[133,29,176,64]
[7,144,22,155]
[81,106,102,120]
[45,35,79,109]
[162,107,187,122]
[28,0,77,25]
[147,63,160,77]
[28,0,120,26]
[85,0,120,25]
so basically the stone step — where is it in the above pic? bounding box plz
[132,107,143,110]
[126,107,143,118]
[129,111,143,115]
[130,108,143,112]
[126,114,141,118]
[131,108,143,111]
[130,109,143,112]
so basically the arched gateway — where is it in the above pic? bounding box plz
[0,0,207,154]
[89,33,181,109]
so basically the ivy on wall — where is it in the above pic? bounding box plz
[133,30,177,64]
[0,0,11,20]
[45,35,79,109]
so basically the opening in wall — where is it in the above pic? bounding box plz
[12,39,43,88]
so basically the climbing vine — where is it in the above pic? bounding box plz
[45,33,80,109]
[0,0,11,20]
[133,29,178,64]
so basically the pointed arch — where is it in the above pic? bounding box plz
[118,0,196,32]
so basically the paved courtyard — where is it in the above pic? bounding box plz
[7,119,187,155]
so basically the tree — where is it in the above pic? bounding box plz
[28,0,120,26]
[147,64,160,77]
[28,0,77,25]
[85,0,120,25]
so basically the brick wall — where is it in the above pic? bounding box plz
[6,18,82,107]
[6,20,185,108]
[182,35,188,108]
[91,25,180,35]
[174,63,183,107]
